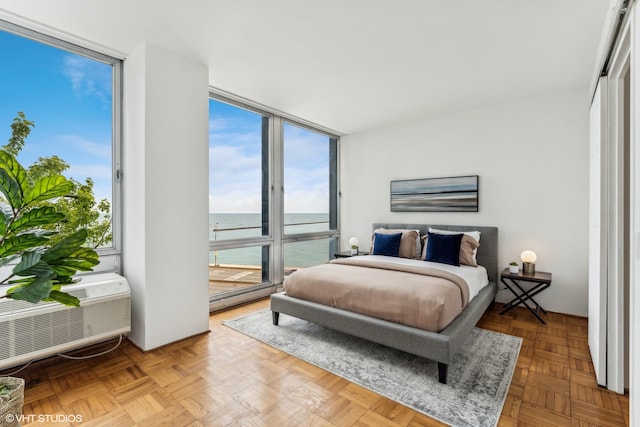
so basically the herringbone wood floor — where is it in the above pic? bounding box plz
[9,299,629,426]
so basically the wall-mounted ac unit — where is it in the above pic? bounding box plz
[0,272,130,370]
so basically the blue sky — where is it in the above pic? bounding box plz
[0,28,329,215]
[0,29,113,204]
[209,99,330,213]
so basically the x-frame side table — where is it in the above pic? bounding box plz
[499,269,552,324]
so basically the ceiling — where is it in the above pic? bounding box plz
[0,0,610,135]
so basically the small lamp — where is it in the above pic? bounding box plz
[520,250,537,274]
[349,237,359,255]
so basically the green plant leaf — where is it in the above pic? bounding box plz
[44,289,80,307]
[69,247,100,265]
[0,150,28,201]
[8,206,66,234]
[41,230,98,277]
[4,276,32,285]
[0,115,107,307]
[4,112,35,157]
[12,251,54,277]
[42,229,89,262]
[50,263,92,277]
[0,208,7,236]
[49,265,79,278]
[22,175,74,207]
[0,233,49,258]
[6,275,53,304]
[52,276,77,286]
[48,249,99,277]
[0,169,23,209]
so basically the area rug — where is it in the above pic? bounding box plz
[223,309,521,427]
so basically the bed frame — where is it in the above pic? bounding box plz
[270,223,498,384]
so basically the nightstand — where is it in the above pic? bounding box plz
[334,251,368,258]
[499,268,552,324]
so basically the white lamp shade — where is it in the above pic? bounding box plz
[349,237,359,247]
[520,250,537,263]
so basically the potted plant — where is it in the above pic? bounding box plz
[0,118,100,424]
[0,377,24,427]
[509,261,519,274]
[0,150,99,305]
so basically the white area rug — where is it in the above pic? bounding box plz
[223,309,521,427]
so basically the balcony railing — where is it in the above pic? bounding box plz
[211,220,329,237]
[209,220,332,297]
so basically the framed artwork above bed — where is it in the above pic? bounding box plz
[390,175,479,212]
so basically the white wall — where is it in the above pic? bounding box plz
[340,89,590,316]
[123,42,210,350]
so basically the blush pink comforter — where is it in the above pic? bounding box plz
[283,257,471,332]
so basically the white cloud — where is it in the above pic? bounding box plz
[284,124,329,166]
[67,164,112,180]
[209,144,261,212]
[283,128,330,213]
[284,189,329,213]
[209,117,233,132]
[63,55,112,104]
[209,193,261,213]
[60,134,112,160]
[209,156,329,213]
[209,142,330,213]
[208,122,332,213]
[209,130,261,147]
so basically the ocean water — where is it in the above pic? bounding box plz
[209,213,334,268]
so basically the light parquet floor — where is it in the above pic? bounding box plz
[9,300,629,427]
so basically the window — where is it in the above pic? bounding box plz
[0,20,122,271]
[283,122,338,275]
[209,95,339,307]
[209,102,269,241]
[283,122,338,236]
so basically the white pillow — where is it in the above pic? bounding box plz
[428,227,481,259]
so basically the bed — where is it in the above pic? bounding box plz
[270,223,498,384]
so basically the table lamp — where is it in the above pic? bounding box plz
[521,250,537,274]
[349,237,359,255]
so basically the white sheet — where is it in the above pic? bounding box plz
[351,255,489,301]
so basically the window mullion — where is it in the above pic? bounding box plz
[272,117,285,285]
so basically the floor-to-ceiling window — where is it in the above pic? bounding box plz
[0,20,122,273]
[283,122,339,270]
[208,98,271,303]
[208,95,339,309]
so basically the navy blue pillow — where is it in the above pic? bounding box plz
[372,232,402,257]
[425,232,463,266]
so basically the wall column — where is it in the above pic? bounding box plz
[123,42,210,350]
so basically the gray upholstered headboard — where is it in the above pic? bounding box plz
[372,223,499,284]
